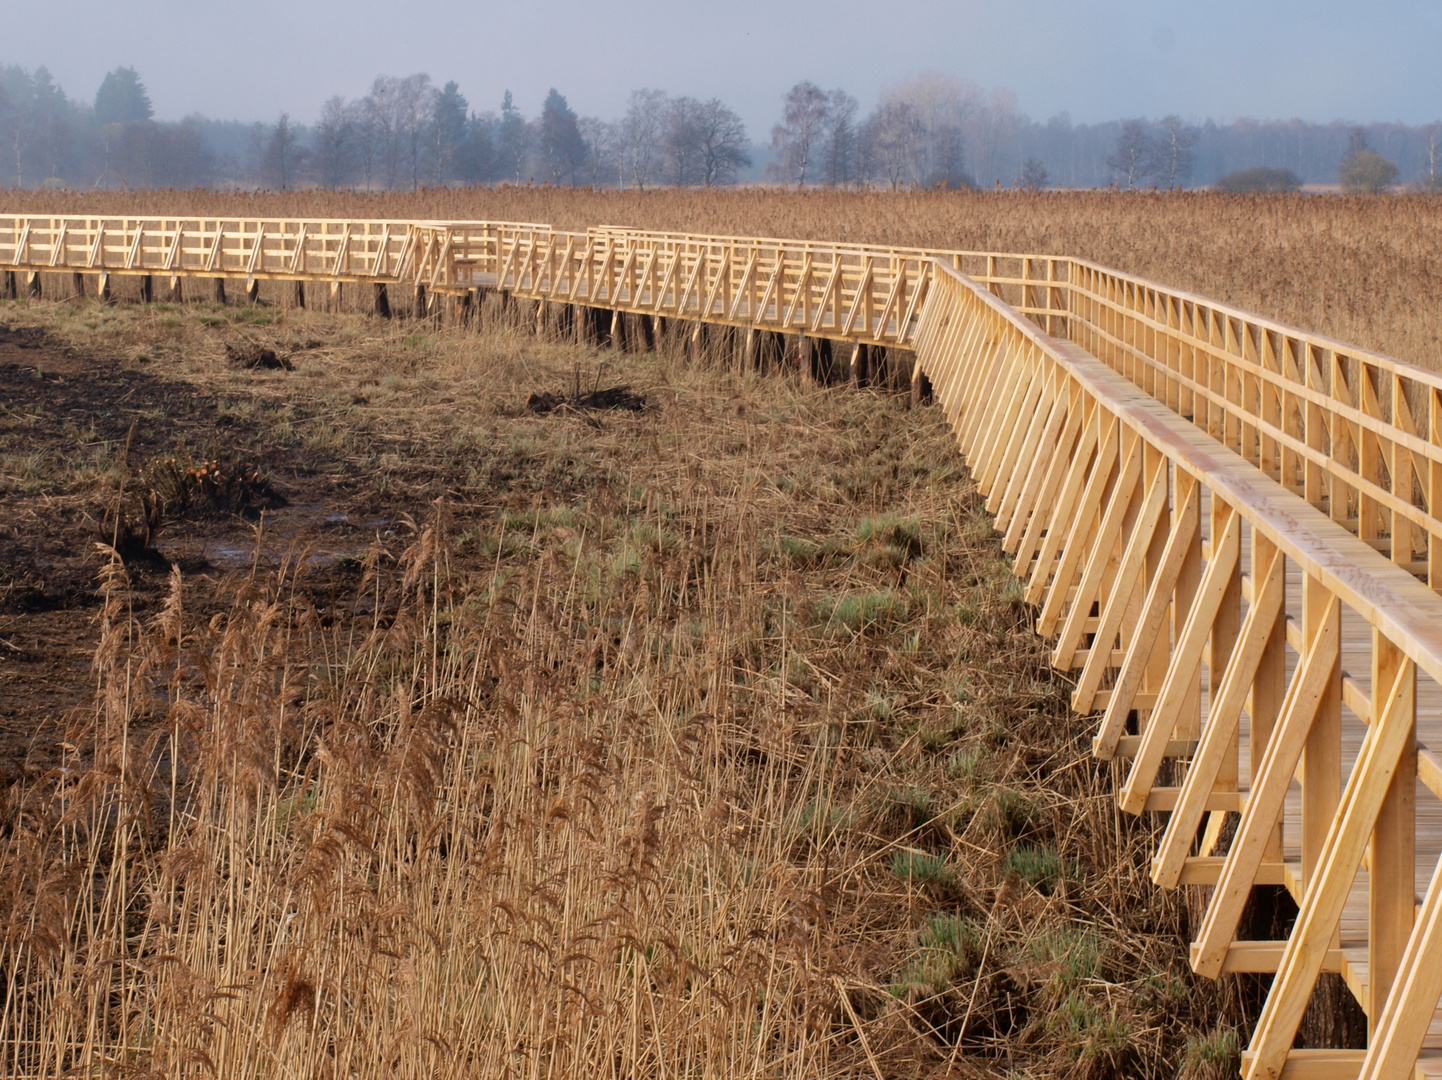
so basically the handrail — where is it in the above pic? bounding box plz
[1062,259,1442,592]
[915,259,1442,1080]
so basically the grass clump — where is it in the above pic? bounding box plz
[890,914,982,999]
[814,589,908,633]
[1004,844,1063,895]
[889,850,957,892]
[1180,1028,1241,1080]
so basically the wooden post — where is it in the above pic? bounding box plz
[71,272,85,299]
[653,315,669,347]
[797,335,813,381]
[328,281,342,314]
[812,337,835,383]
[1252,532,1288,864]
[909,357,932,408]
[168,276,183,304]
[213,278,227,305]
[634,311,655,352]
[851,343,870,387]
[244,279,259,306]
[743,327,759,370]
[609,308,625,350]
[1199,491,1243,846]
[457,290,474,327]
[413,284,426,320]
[373,282,391,318]
[293,280,306,309]
[26,272,40,299]
[1368,629,1417,1029]
[139,275,154,304]
[1300,574,1343,894]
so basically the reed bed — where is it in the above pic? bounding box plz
[0,301,1231,1077]
[7,187,1442,371]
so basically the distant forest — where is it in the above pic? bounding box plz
[3,62,1440,192]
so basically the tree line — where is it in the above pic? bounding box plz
[3,62,1442,192]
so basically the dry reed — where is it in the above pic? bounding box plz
[0,299,1230,1077]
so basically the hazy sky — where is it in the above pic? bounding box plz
[12,0,1442,132]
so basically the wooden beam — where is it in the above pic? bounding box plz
[1191,590,1342,978]
[1245,651,1417,1078]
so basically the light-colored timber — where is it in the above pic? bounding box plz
[6,212,1442,1079]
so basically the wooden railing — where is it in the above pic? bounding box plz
[1063,260,1442,594]
[0,216,1069,346]
[6,212,1442,1077]
[916,261,1442,1080]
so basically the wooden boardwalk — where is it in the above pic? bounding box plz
[5,214,1442,1080]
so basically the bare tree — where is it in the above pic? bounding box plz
[870,72,978,188]
[823,89,859,186]
[967,87,1021,186]
[578,116,618,186]
[861,100,922,190]
[1107,120,1153,189]
[258,114,303,190]
[313,96,356,189]
[1018,157,1048,191]
[1154,115,1195,188]
[694,98,750,186]
[364,75,402,189]
[661,95,703,185]
[620,88,666,190]
[771,81,830,186]
[393,74,437,190]
[354,93,383,192]
[1423,123,1442,191]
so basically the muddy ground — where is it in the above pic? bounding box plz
[0,320,485,781]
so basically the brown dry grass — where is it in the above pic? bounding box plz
[8,187,1442,370]
[0,298,1233,1078]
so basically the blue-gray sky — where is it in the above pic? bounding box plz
[13,0,1442,131]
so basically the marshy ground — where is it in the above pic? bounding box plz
[0,292,1235,1077]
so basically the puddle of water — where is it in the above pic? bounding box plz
[207,543,254,569]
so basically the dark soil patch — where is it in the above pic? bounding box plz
[0,324,435,781]
[224,341,292,370]
[525,385,647,415]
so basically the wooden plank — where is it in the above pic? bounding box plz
[1191,591,1342,978]
[1117,501,1242,813]
[1092,476,1201,759]
[1245,654,1417,1079]
[1152,542,1287,887]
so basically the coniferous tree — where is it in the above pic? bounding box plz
[432,80,469,184]
[497,90,527,181]
[94,67,152,125]
[537,88,587,184]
